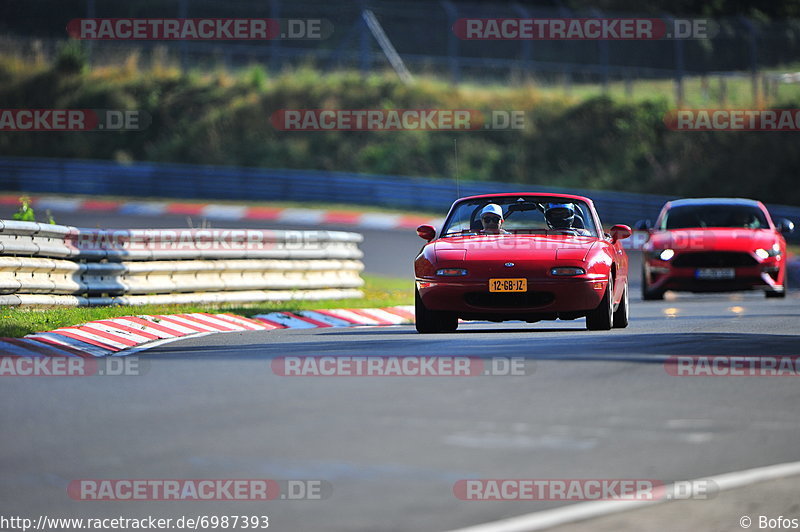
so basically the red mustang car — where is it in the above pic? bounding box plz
[414,193,632,333]
[638,198,795,300]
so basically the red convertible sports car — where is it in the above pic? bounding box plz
[414,193,632,333]
[638,198,795,300]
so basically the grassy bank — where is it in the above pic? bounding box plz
[2,51,800,206]
[0,274,414,338]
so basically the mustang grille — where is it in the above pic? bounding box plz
[672,252,757,268]
[464,292,555,308]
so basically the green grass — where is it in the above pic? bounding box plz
[10,47,798,109]
[0,274,414,338]
[528,72,800,108]
[5,51,800,206]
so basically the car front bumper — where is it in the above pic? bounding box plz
[416,276,608,317]
[644,262,784,293]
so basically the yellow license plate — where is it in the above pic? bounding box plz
[489,278,527,292]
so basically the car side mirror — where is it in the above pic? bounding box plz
[777,218,795,234]
[633,219,652,231]
[610,224,632,243]
[416,224,436,241]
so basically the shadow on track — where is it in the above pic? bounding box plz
[139,332,800,365]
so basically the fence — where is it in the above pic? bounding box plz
[0,219,364,306]
[2,156,799,243]
[5,0,800,101]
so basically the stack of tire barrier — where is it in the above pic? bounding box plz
[0,220,364,306]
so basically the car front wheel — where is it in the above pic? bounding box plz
[586,278,614,331]
[415,288,458,333]
[612,281,629,328]
[641,267,665,301]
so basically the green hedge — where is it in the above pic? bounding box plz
[1,59,798,206]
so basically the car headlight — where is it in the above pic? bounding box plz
[436,268,468,276]
[650,249,674,261]
[550,267,586,276]
[754,244,781,259]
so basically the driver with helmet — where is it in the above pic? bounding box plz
[544,203,591,235]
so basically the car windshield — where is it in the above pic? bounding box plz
[441,196,599,237]
[661,204,769,230]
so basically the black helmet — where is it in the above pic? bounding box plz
[545,203,575,229]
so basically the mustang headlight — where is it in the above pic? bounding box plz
[658,249,675,261]
[755,244,781,259]
[648,249,674,261]
[436,268,468,276]
[550,267,586,276]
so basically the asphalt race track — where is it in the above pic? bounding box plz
[1,209,799,531]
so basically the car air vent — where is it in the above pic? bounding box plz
[672,252,757,268]
[464,292,555,308]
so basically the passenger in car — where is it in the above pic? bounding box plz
[479,204,509,234]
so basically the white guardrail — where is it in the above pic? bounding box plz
[0,220,365,306]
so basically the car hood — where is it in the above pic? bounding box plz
[434,234,597,261]
[648,228,779,252]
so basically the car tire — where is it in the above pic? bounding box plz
[440,315,459,332]
[641,268,665,301]
[612,281,629,328]
[586,278,614,331]
[415,288,458,333]
[765,288,786,298]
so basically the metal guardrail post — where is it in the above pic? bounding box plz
[511,3,532,83]
[590,9,610,93]
[440,0,460,83]
[270,0,281,71]
[359,0,370,75]
[85,0,95,65]
[178,0,189,72]
[739,16,760,105]
[661,15,685,106]
[362,9,414,84]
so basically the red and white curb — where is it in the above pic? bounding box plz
[0,307,415,358]
[0,195,441,231]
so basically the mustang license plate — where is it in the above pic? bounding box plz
[489,278,527,292]
[695,268,735,280]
